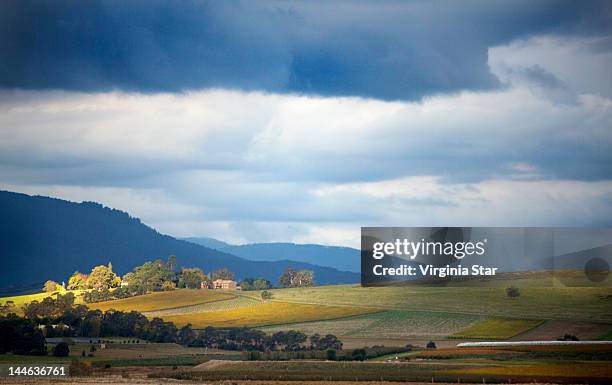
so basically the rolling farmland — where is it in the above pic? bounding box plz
[262,284,612,322]
[451,318,544,339]
[145,295,261,317]
[88,289,235,312]
[261,310,485,338]
[161,301,381,328]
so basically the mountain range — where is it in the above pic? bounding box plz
[0,190,359,295]
[183,237,359,273]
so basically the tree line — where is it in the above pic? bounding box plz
[42,256,316,304]
[0,292,341,356]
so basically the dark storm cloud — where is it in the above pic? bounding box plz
[1,0,610,100]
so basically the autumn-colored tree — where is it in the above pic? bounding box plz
[67,271,88,290]
[161,281,176,291]
[87,263,121,290]
[43,280,62,293]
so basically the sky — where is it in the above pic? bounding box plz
[1,1,611,248]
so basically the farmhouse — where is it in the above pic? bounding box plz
[212,279,238,290]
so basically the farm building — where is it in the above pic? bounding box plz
[212,279,238,290]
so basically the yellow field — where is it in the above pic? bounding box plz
[451,318,544,339]
[0,290,86,313]
[88,289,235,312]
[161,301,381,328]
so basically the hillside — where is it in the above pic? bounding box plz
[0,190,359,293]
[185,238,359,272]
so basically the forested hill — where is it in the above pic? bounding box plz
[0,190,359,294]
[184,238,360,273]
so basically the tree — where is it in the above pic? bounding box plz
[43,280,62,293]
[326,349,337,361]
[279,268,315,288]
[178,324,196,346]
[239,277,271,291]
[212,268,234,281]
[279,268,295,288]
[559,334,579,341]
[261,291,273,301]
[53,342,70,357]
[87,263,121,291]
[122,260,174,293]
[253,278,272,291]
[161,281,176,291]
[55,292,75,313]
[67,272,88,290]
[310,334,342,350]
[0,301,15,315]
[166,255,177,272]
[351,348,367,361]
[180,268,207,289]
[0,315,47,355]
[506,286,520,299]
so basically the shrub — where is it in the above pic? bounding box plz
[558,334,579,341]
[69,359,92,376]
[53,342,70,357]
[506,286,520,299]
[351,348,367,361]
[326,349,337,361]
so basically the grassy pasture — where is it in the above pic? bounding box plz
[262,284,612,322]
[161,301,381,328]
[88,289,234,312]
[261,310,484,339]
[450,318,544,339]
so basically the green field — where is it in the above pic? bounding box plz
[261,310,485,338]
[253,284,612,322]
[450,318,544,339]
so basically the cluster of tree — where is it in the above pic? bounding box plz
[279,268,315,288]
[178,267,208,289]
[22,293,77,319]
[211,267,234,281]
[18,305,176,344]
[0,301,16,315]
[0,315,46,355]
[239,278,272,291]
[46,263,122,293]
[121,257,177,294]
[82,287,131,303]
[180,325,341,352]
[80,257,235,303]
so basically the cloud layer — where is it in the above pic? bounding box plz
[1,34,611,247]
[1,0,611,100]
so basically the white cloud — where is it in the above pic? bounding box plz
[1,35,611,247]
